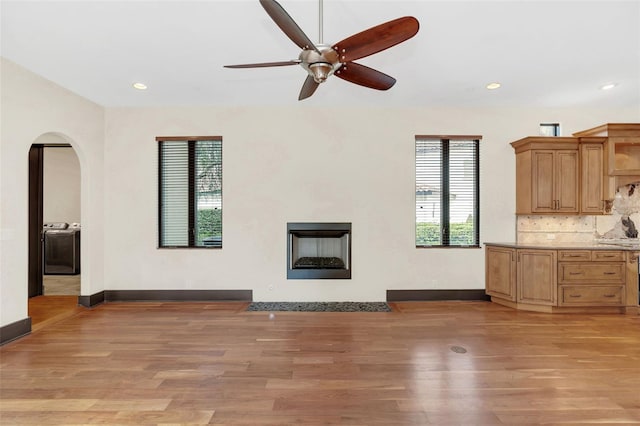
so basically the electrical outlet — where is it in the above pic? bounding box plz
[268,284,274,291]
[546,233,556,240]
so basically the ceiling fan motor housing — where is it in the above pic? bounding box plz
[299,45,342,83]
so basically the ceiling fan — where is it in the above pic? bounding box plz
[224,0,419,101]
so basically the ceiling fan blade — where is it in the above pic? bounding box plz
[298,75,320,100]
[260,0,321,54]
[224,60,301,69]
[332,16,419,62]
[334,62,396,90]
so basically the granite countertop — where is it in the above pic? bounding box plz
[484,241,640,251]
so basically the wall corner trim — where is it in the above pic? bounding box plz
[78,291,105,308]
[0,317,32,345]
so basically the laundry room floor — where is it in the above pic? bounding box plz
[43,274,80,295]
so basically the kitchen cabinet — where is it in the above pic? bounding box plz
[484,244,639,314]
[557,249,626,307]
[485,246,516,301]
[512,137,579,214]
[517,249,557,305]
[580,142,607,214]
[574,123,640,176]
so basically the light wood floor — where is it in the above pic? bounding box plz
[43,274,81,296]
[28,295,84,332]
[2,301,640,425]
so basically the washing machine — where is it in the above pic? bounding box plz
[43,222,80,275]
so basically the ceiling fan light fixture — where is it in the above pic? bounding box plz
[486,82,501,90]
[132,82,148,90]
[309,62,333,83]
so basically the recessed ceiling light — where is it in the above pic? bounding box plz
[600,82,618,90]
[132,82,147,90]
[486,82,501,90]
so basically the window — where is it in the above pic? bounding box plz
[416,136,480,247]
[158,137,222,248]
[540,123,560,136]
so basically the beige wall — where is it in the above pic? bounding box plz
[0,58,104,327]
[43,146,81,225]
[103,106,639,302]
[2,56,639,328]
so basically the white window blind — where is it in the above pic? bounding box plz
[158,138,222,248]
[416,137,479,247]
[160,141,189,246]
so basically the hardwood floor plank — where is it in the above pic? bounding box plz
[2,301,640,425]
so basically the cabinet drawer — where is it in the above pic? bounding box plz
[592,251,625,262]
[558,250,591,261]
[558,263,625,284]
[559,285,624,306]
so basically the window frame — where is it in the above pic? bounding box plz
[157,136,222,249]
[415,135,481,249]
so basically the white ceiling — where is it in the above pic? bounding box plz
[1,0,639,108]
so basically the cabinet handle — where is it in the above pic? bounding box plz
[569,294,581,298]
[566,255,582,257]
[569,272,583,275]
[604,294,616,298]
[603,272,617,275]
[600,255,615,258]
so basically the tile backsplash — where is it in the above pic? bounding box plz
[517,181,640,243]
[517,215,596,243]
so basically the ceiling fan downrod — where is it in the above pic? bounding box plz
[318,0,323,44]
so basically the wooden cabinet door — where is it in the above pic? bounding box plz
[580,143,604,214]
[555,150,579,213]
[531,150,556,212]
[517,249,557,305]
[486,246,516,301]
[530,149,579,213]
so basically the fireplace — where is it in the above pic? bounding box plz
[287,222,351,279]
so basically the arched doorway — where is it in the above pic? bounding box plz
[28,133,83,326]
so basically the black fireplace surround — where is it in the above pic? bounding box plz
[287,222,351,279]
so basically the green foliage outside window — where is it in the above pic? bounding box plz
[416,222,475,246]
[197,208,222,243]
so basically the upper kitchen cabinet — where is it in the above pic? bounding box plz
[573,124,640,177]
[512,137,579,214]
[580,139,608,214]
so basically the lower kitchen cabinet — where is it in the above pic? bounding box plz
[485,244,639,314]
[485,246,516,301]
[517,249,557,306]
[558,285,624,306]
